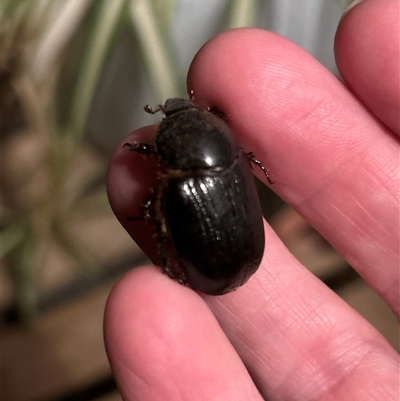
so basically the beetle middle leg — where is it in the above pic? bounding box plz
[153,213,187,285]
[148,180,188,286]
[127,191,155,221]
[208,106,225,119]
[245,151,275,185]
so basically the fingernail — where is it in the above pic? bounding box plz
[343,0,365,16]
[339,0,365,24]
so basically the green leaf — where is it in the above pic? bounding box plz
[0,222,26,258]
[67,0,125,146]
[7,236,39,323]
[129,0,181,99]
[228,0,257,29]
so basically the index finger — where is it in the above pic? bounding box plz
[187,28,399,316]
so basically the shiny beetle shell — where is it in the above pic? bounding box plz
[124,97,269,295]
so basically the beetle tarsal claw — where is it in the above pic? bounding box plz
[208,106,225,118]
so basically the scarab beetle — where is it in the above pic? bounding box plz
[124,97,272,295]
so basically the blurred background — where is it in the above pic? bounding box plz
[1,1,398,400]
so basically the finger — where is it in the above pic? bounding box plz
[187,28,399,316]
[185,28,399,401]
[335,0,400,134]
[104,266,263,401]
[107,126,160,264]
[107,126,398,400]
[204,234,399,401]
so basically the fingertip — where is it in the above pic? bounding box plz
[104,264,200,375]
[104,265,193,347]
[104,265,260,400]
[106,125,160,262]
[335,0,399,133]
[187,28,305,114]
[106,125,157,219]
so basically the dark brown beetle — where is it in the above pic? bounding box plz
[124,97,272,295]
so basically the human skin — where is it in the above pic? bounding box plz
[105,0,399,400]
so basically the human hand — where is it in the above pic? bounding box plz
[105,1,399,400]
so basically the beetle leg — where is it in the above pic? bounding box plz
[153,217,187,285]
[150,180,188,286]
[142,193,154,220]
[127,191,156,222]
[162,259,185,285]
[144,104,164,114]
[245,151,275,185]
[208,106,225,119]
[157,232,170,274]
[123,141,156,155]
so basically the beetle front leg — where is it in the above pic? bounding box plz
[123,141,156,155]
[144,104,164,114]
[245,151,275,185]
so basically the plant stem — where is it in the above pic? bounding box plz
[129,0,180,99]
[68,0,125,146]
[228,0,257,29]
